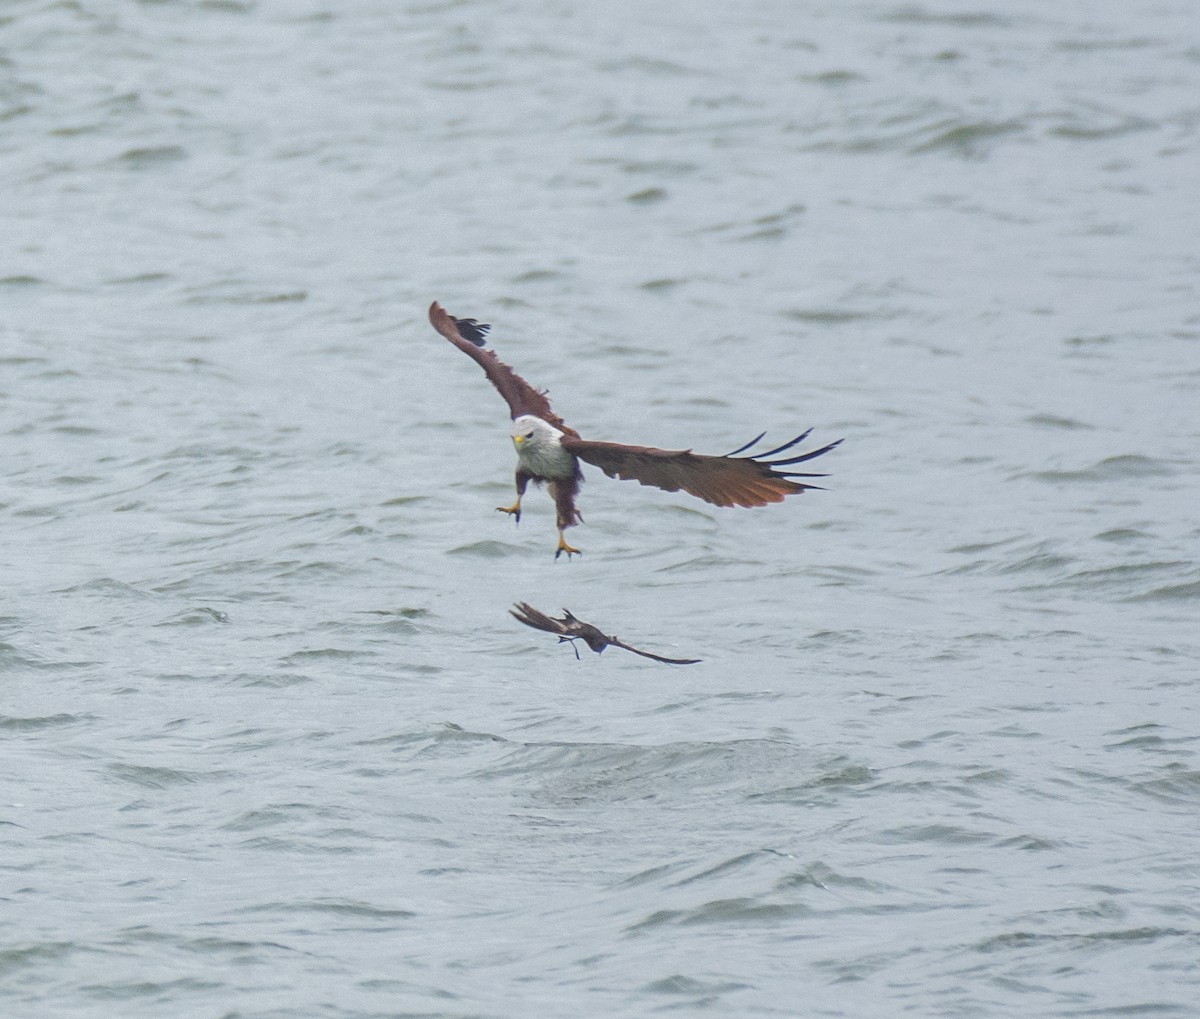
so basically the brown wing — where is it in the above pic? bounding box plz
[608,637,701,666]
[428,302,574,433]
[509,602,568,636]
[561,429,842,508]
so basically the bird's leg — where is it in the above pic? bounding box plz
[554,528,581,560]
[496,497,522,523]
[557,636,582,661]
[549,479,582,560]
[496,470,530,524]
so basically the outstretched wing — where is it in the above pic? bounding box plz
[428,302,573,433]
[609,637,701,666]
[561,429,842,508]
[509,602,568,636]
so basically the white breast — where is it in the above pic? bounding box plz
[517,437,576,480]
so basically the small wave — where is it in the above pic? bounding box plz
[664,849,789,890]
[104,272,173,285]
[796,99,1026,157]
[992,833,1062,851]
[1095,527,1151,543]
[627,897,811,933]
[0,940,85,977]
[655,552,757,573]
[626,186,667,205]
[79,977,223,1002]
[797,70,865,86]
[873,823,997,846]
[1064,333,1115,348]
[1026,560,1194,601]
[0,713,86,731]
[883,6,1012,27]
[476,737,820,806]
[1026,413,1095,430]
[0,643,96,674]
[1055,36,1159,53]
[358,606,431,635]
[1105,724,1198,753]
[228,670,314,688]
[910,118,1026,156]
[447,538,525,558]
[222,805,333,833]
[510,268,565,284]
[109,145,187,168]
[184,287,307,305]
[1048,111,1155,141]
[424,76,510,93]
[775,860,896,894]
[936,540,1070,580]
[237,897,416,921]
[643,974,752,996]
[358,722,508,756]
[1127,578,1200,602]
[639,277,687,292]
[747,761,875,804]
[154,607,231,626]
[975,926,1193,954]
[54,577,154,599]
[280,646,373,665]
[597,56,700,77]
[107,762,237,789]
[995,550,1077,575]
[782,307,879,325]
[618,158,698,177]
[1021,454,1175,484]
[198,0,255,11]
[1131,766,1200,805]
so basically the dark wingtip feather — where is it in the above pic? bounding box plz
[723,431,768,458]
[767,437,844,467]
[726,431,841,467]
[452,316,491,346]
[757,428,814,459]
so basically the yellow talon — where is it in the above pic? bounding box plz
[554,533,581,560]
[496,501,521,524]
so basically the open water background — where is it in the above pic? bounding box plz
[4,1,1199,1016]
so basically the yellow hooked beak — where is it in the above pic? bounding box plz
[512,435,524,446]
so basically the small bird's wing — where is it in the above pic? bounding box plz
[509,602,569,636]
[609,637,702,665]
[560,430,842,508]
[428,302,573,432]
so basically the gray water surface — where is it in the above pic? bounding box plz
[4,1,1200,1016]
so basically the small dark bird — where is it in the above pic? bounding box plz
[510,602,701,665]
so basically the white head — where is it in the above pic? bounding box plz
[510,414,563,450]
[509,414,574,478]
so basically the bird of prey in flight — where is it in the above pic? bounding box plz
[510,602,701,665]
[429,302,841,559]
